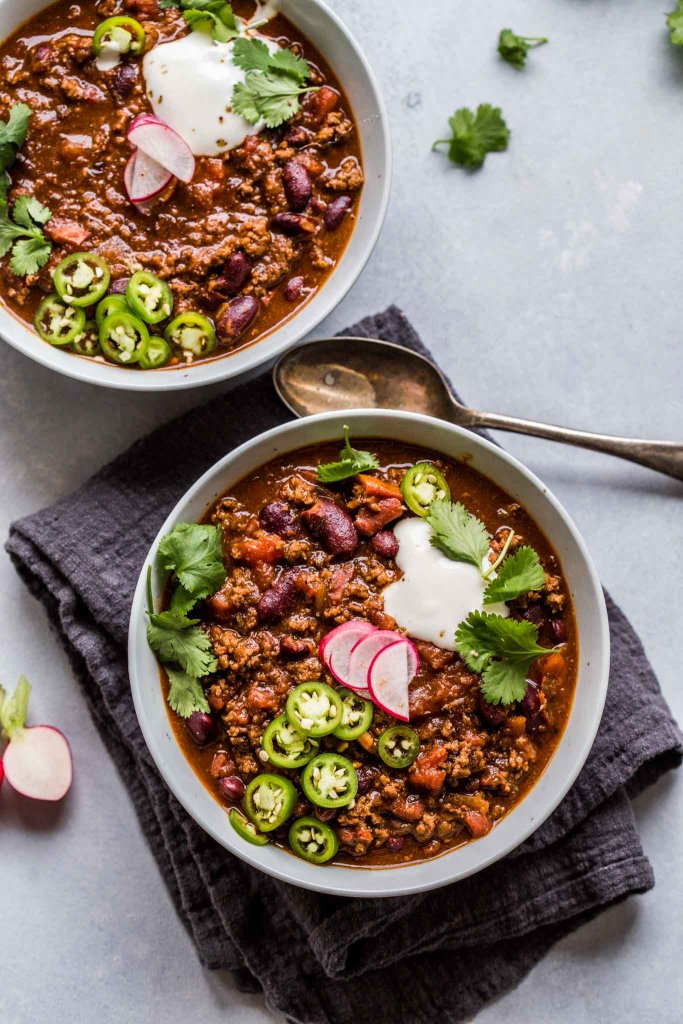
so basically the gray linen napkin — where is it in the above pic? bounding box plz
[6,306,682,1024]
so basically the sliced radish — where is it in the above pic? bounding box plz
[367,640,411,721]
[124,150,173,204]
[324,623,378,686]
[128,115,195,183]
[346,630,404,693]
[319,619,375,665]
[0,678,72,802]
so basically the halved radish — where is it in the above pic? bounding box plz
[128,115,195,183]
[0,677,72,802]
[367,640,411,721]
[124,150,173,204]
[319,619,375,665]
[346,630,403,693]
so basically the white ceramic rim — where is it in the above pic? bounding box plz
[128,411,610,897]
[0,0,391,391]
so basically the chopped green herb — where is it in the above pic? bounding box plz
[0,194,52,276]
[231,37,309,83]
[483,546,546,605]
[497,29,548,68]
[147,610,218,678]
[165,665,211,718]
[159,0,240,41]
[157,523,226,606]
[316,425,380,483]
[233,70,316,128]
[0,103,31,176]
[455,610,551,705]
[666,0,683,44]
[426,499,490,571]
[432,104,510,170]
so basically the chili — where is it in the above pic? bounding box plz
[244,773,297,832]
[301,753,358,808]
[229,807,269,846]
[96,294,129,326]
[286,682,343,737]
[401,463,451,517]
[261,714,319,769]
[377,725,421,769]
[34,294,86,346]
[164,312,217,357]
[92,16,146,58]
[126,270,174,325]
[289,817,339,864]
[53,252,110,308]
[99,311,149,364]
[139,335,172,369]
[333,688,373,741]
[71,320,101,356]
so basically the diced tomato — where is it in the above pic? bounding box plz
[354,497,404,537]
[232,534,285,566]
[357,474,403,500]
[205,589,235,623]
[409,745,448,795]
[542,652,566,681]
[461,809,492,838]
[246,685,280,712]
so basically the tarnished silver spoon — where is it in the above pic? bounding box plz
[273,336,683,482]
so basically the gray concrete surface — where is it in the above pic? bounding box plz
[2,0,682,1021]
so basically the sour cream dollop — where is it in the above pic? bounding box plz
[142,31,275,156]
[382,518,509,650]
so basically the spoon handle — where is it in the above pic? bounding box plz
[463,408,683,482]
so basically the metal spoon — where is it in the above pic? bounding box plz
[273,336,683,482]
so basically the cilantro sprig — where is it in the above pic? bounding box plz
[455,611,551,705]
[0,194,53,276]
[432,104,510,170]
[147,523,226,718]
[317,425,380,483]
[667,1,683,44]
[483,546,546,605]
[159,0,240,42]
[497,29,548,68]
[232,37,316,128]
[0,103,31,177]
[426,499,490,570]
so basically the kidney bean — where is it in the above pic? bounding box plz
[310,196,327,215]
[109,277,130,294]
[259,501,299,538]
[550,617,567,643]
[271,212,317,237]
[284,276,304,302]
[521,603,544,627]
[112,61,138,98]
[257,568,302,622]
[386,836,405,853]
[280,635,315,658]
[313,806,337,822]
[285,125,311,148]
[370,529,399,559]
[324,195,352,231]
[219,251,251,296]
[185,712,215,746]
[217,776,245,801]
[283,160,312,212]
[519,680,546,731]
[355,766,378,795]
[477,691,507,728]
[301,499,359,558]
[217,295,260,340]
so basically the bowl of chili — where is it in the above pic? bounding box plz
[128,410,610,897]
[0,0,390,389]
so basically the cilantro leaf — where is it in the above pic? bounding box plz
[667,1,683,44]
[0,194,52,276]
[432,104,510,170]
[426,499,490,570]
[165,665,211,718]
[183,5,240,42]
[0,173,10,201]
[231,37,309,84]
[455,610,550,704]
[0,103,31,176]
[483,546,546,605]
[147,611,218,678]
[157,523,226,602]
[233,70,316,128]
[497,29,548,68]
[316,425,380,483]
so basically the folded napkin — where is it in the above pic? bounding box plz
[7,307,681,1024]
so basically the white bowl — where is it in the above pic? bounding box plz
[128,411,610,897]
[0,0,390,391]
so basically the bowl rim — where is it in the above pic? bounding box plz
[128,410,610,897]
[0,0,392,392]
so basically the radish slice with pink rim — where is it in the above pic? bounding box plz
[321,621,377,686]
[367,639,416,722]
[319,619,375,663]
[128,114,195,183]
[346,630,404,693]
[124,149,173,204]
